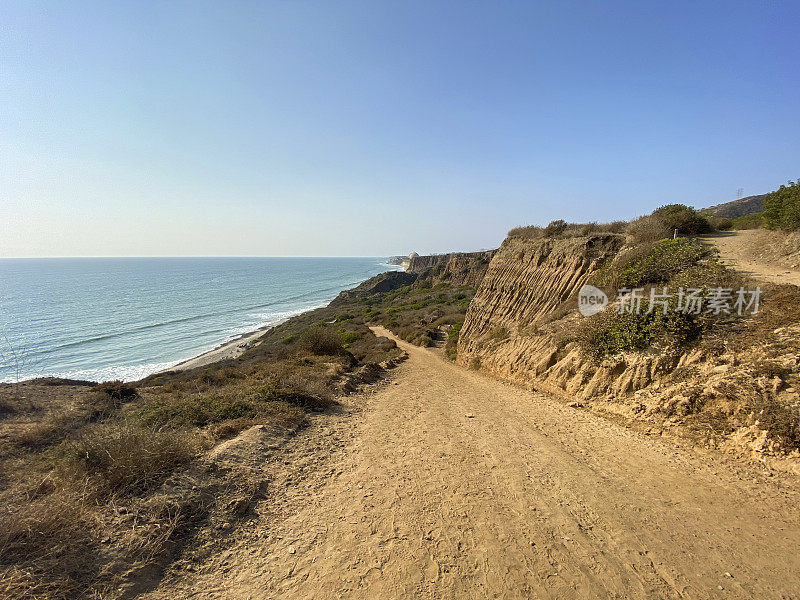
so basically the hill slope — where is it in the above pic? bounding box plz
[701,194,765,218]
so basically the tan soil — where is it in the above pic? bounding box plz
[701,230,800,286]
[144,327,800,599]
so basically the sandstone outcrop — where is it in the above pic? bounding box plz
[456,232,800,456]
[408,250,495,287]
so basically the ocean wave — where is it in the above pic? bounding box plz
[27,290,345,357]
[0,360,182,384]
[1,258,397,383]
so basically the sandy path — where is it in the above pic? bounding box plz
[146,328,800,599]
[701,230,800,286]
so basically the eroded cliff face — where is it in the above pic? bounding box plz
[456,233,800,457]
[457,234,626,394]
[407,251,495,288]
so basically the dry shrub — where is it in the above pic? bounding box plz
[728,284,800,349]
[625,215,672,244]
[488,326,509,341]
[708,216,733,231]
[138,375,322,432]
[12,416,73,449]
[197,366,246,387]
[543,219,569,237]
[749,360,792,379]
[209,401,306,439]
[507,225,543,239]
[94,380,138,401]
[0,396,15,417]
[691,378,800,451]
[298,327,345,355]
[60,422,200,497]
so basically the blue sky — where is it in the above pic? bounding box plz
[2,0,798,257]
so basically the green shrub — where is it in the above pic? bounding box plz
[708,216,733,231]
[669,260,745,292]
[732,212,764,230]
[618,238,713,287]
[444,322,462,361]
[338,330,360,345]
[651,204,711,235]
[577,306,702,360]
[763,181,800,230]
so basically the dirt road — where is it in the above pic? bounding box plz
[702,230,800,286]
[147,327,800,599]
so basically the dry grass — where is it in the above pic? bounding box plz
[58,422,202,498]
[0,490,100,600]
[508,221,626,240]
[625,215,672,244]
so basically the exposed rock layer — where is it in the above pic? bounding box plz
[456,232,800,455]
[408,250,495,288]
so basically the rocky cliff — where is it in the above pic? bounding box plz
[457,234,626,394]
[329,271,417,306]
[407,251,495,288]
[456,232,800,456]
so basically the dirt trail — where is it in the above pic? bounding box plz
[146,328,800,599]
[701,230,800,286]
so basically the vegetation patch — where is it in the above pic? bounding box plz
[576,304,703,360]
[650,204,711,235]
[56,422,201,498]
[732,212,765,229]
[616,238,714,288]
[763,180,800,230]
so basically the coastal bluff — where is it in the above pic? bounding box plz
[407,250,495,287]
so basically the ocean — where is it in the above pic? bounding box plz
[0,257,400,383]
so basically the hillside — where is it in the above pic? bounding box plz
[701,194,765,218]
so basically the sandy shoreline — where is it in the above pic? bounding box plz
[164,265,401,374]
[167,327,270,372]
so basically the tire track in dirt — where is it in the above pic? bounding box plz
[145,327,800,599]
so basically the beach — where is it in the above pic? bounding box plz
[168,327,269,371]
[0,257,399,383]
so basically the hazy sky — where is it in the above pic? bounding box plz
[2,1,799,257]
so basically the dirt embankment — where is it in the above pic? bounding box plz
[145,328,800,599]
[456,231,800,458]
